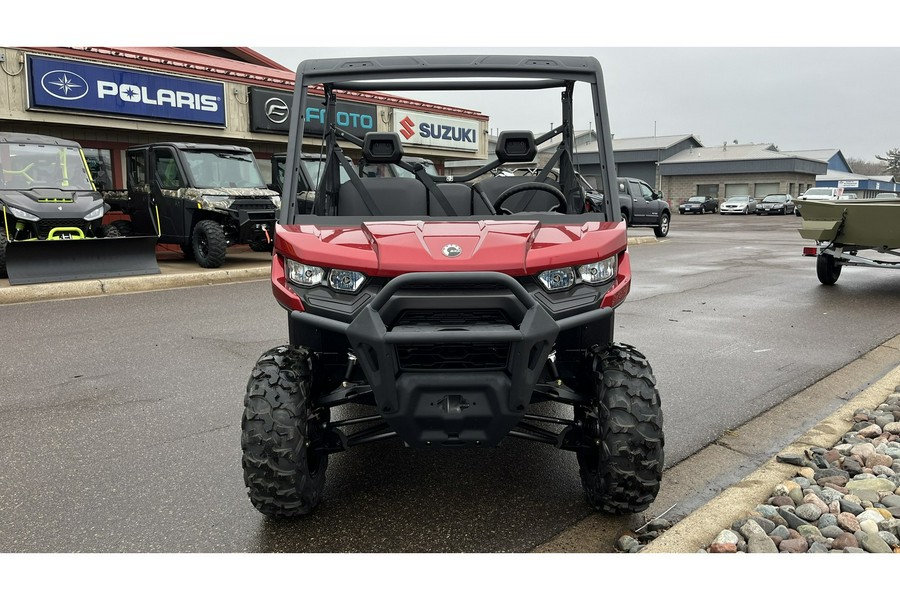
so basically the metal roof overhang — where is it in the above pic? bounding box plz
[660,158,827,176]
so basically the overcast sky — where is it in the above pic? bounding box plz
[255,45,900,162]
[18,0,900,162]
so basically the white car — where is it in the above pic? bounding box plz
[719,195,757,214]
[795,187,857,215]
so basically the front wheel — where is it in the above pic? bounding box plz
[96,224,121,238]
[192,220,227,268]
[249,239,274,253]
[576,343,664,514]
[241,345,330,518]
[816,253,842,285]
[699,207,705,215]
[0,230,7,278]
[654,212,670,237]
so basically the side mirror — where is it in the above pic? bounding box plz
[651,191,660,200]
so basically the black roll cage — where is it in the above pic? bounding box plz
[279,55,620,224]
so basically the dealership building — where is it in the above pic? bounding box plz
[0,46,489,188]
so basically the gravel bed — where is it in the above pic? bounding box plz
[616,385,900,553]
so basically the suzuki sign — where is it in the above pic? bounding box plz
[393,109,479,152]
[27,55,226,126]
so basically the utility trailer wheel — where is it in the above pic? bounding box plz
[241,345,330,518]
[816,253,842,285]
[576,343,664,514]
[192,220,227,268]
[653,212,670,238]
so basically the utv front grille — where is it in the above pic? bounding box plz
[396,342,510,370]
[393,308,512,328]
[231,200,276,210]
[37,219,89,238]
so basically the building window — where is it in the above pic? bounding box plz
[724,183,750,198]
[754,182,779,198]
[697,184,718,197]
[83,148,113,191]
[789,182,795,195]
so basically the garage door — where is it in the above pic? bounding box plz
[754,183,780,197]
[724,184,749,197]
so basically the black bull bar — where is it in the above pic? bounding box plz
[291,271,611,447]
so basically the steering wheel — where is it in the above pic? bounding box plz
[492,182,568,214]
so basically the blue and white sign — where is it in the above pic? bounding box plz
[28,55,226,126]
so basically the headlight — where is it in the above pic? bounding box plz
[538,256,617,292]
[285,259,366,292]
[578,256,617,285]
[84,206,105,221]
[773,204,783,209]
[200,196,233,210]
[285,259,325,287]
[328,269,366,292]
[6,206,40,221]
[537,267,576,291]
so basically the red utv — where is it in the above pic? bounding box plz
[241,55,664,517]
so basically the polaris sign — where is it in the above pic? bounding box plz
[393,109,479,152]
[28,56,226,126]
[249,87,376,137]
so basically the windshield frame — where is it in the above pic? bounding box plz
[182,149,267,189]
[0,143,94,191]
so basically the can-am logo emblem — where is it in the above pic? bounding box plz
[265,97,289,124]
[442,244,462,258]
[41,70,89,100]
[400,116,416,140]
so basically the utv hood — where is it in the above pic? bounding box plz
[0,189,104,220]
[275,219,627,278]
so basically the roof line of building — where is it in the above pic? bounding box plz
[23,47,488,121]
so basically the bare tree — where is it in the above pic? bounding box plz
[848,157,888,176]
[875,148,900,176]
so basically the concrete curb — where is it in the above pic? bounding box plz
[0,266,271,305]
[642,361,900,553]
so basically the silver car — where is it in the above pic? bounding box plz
[720,195,757,214]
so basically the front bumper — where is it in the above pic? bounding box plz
[289,271,612,448]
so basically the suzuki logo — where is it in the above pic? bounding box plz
[441,244,462,258]
[399,116,416,140]
[41,70,89,100]
[265,97,289,124]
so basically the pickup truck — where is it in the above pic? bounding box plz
[614,177,671,237]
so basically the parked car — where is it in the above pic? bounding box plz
[679,195,718,214]
[756,193,794,215]
[875,192,897,199]
[719,195,757,215]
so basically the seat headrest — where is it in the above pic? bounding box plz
[496,131,537,163]
[362,132,404,164]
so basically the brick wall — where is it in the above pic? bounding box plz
[662,173,819,204]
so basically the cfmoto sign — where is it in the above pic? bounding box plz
[250,87,377,137]
[264,97,289,124]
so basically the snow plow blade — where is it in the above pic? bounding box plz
[5,235,160,286]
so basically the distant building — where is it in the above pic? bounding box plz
[791,149,900,197]
[659,143,827,202]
